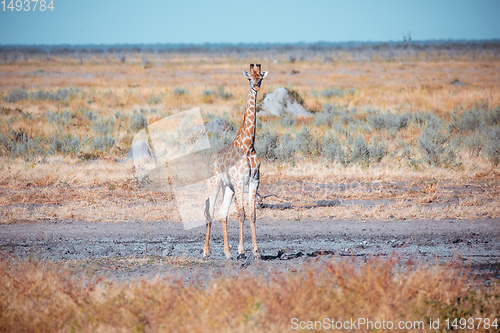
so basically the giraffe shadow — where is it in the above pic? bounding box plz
[260,249,335,260]
[240,249,336,267]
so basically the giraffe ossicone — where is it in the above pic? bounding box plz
[203,64,268,260]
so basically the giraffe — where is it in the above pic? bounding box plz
[203,64,268,260]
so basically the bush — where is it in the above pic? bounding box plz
[279,114,296,127]
[274,133,297,162]
[147,93,162,105]
[0,129,45,161]
[92,116,114,136]
[4,88,79,103]
[449,107,500,132]
[314,110,332,127]
[4,89,28,103]
[369,137,386,163]
[83,109,97,121]
[49,132,81,155]
[366,109,409,131]
[418,117,459,166]
[202,89,216,97]
[321,133,345,165]
[315,103,353,127]
[130,110,147,131]
[350,136,370,164]
[294,124,316,156]
[285,88,304,106]
[173,88,187,96]
[209,130,235,154]
[45,110,72,126]
[313,87,355,98]
[31,88,75,101]
[484,125,500,166]
[255,126,279,160]
[464,130,483,157]
[91,134,115,151]
[217,86,232,100]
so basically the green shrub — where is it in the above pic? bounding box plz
[217,86,232,100]
[312,87,355,98]
[321,133,345,164]
[0,129,45,161]
[49,132,81,155]
[366,109,410,131]
[92,116,114,136]
[90,134,115,151]
[369,137,386,163]
[4,88,79,103]
[484,125,500,166]
[418,117,459,166]
[173,88,188,96]
[130,110,147,131]
[45,110,72,126]
[209,130,235,154]
[147,93,162,105]
[350,136,370,164]
[279,114,296,127]
[274,133,297,162]
[4,89,28,103]
[255,126,279,160]
[449,107,500,132]
[83,109,97,121]
[202,89,216,97]
[294,124,316,156]
[285,87,304,106]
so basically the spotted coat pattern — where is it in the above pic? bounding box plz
[203,64,268,259]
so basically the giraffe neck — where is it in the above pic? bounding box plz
[234,88,257,152]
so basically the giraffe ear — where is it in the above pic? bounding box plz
[243,70,251,79]
[261,71,268,78]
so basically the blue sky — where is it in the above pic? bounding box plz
[0,0,499,45]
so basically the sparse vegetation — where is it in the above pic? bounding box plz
[4,88,80,103]
[217,85,232,100]
[173,88,188,96]
[1,47,499,332]
[0,257,497,332]
[312,86,355,98]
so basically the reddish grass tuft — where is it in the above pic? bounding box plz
[1,257,498,332]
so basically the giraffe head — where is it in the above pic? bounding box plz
[242,64,268,92]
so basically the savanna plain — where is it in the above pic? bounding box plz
[0,45,499,331]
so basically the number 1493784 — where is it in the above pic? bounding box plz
[1,0,54,12]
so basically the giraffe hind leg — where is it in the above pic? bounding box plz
[219,186,234,259]
[232,186,246,260]
[203,176,220,258]
[248,172,260,258]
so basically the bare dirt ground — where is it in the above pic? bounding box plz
[1,178,499,282]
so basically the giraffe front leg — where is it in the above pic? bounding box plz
[221,216,232,260]
[248,174,260,259]
[203,218,211,258]
[233,188,246,259]
[219,186,234,259]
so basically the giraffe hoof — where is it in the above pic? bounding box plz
[237,253,246,260]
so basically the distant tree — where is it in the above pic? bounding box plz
[403,32,412,61]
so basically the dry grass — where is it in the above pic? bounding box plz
[1,54,499,119]
[0,156,498,224]
[1,52,500,332]
[1,257,498,332]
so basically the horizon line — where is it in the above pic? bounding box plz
[1,38,500,49]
